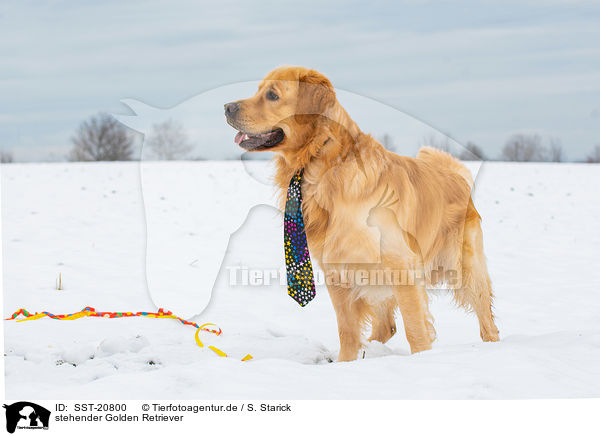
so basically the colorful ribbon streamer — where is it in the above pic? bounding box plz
[5,307,252,361]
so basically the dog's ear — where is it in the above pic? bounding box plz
[296,70,336,117]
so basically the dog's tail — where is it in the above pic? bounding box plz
[417,146,473,188]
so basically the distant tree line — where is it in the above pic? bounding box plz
[3,114,599,163]
[67,112,197,162]
[499,134,564,162]
[378,132,600,163]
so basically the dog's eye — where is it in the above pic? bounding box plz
[266,90,279,101]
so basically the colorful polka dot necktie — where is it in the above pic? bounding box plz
[284,170,316,306]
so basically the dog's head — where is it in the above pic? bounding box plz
[224,66,336,153]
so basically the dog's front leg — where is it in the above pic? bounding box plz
[396,284,435,354]
[328,285,365,362]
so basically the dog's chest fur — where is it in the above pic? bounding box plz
[301,150,416,269]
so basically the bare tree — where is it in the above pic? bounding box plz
[548,138,564,162]
[1,150,14,163]
[69,113,134,161]
[146,119,193,160]
[500,134,547,162]
[586,144,600,163]
[459,141,487,161]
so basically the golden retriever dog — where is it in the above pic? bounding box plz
[225,66,499,361]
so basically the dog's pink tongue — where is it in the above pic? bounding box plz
[234,132,244,145]
[235,132,250,145]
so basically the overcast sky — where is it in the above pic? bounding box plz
[1,0,599,161]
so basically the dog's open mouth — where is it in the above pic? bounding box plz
[234,128,284,151]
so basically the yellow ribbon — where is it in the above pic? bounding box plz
[17,313,47,322]
[194,325,251,361]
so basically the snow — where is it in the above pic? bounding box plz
[2,161,600,399]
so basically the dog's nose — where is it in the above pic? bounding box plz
[224,102,239,116]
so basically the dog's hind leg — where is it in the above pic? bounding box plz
[454,210,499,342]
[368,298,397,344]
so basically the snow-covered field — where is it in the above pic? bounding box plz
[2,160,600,399]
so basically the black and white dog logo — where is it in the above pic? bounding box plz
[3,402,50,433]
